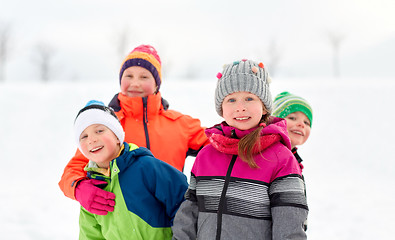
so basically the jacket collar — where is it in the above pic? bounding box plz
[205,117,292,150]
[116,91,164,121]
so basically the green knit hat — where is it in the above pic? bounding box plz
[272,91,313,126]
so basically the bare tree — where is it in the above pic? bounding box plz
[153,42,173,79]
[254,40,283,77]
[327,31,346,78]
[33,42,56,82]
[266,40,282,77]
[115,25,130,61]
[0,22,11,82]
[112,24,139,62]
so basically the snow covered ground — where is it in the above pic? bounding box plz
[1,77,394,239]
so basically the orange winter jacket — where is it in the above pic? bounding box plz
[59,92,209,200]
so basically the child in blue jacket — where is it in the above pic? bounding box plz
[74,100,188,240]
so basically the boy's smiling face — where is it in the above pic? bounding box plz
[79,124,121,168]
[284,111,311,148]
[120,66,157,98]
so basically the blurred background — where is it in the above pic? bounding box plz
[1,0,394,83]
[1,1,395,239]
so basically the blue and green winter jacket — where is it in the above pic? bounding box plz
[79,142,188,240]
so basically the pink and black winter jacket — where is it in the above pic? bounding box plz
[172,117,308,240]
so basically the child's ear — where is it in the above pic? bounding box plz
[262,108,268,115]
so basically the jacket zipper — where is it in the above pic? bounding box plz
[142,97,150,150]
[216,155,237,240]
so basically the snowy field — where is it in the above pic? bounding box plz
[1,77,394,239]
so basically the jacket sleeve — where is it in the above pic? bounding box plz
[183,115,210,156]
[172,174,199,240]
[79,207,105,240]
[269,151,308,240]
[58,149,89,200]
[146,158,189,222]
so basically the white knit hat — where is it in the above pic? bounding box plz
[74,100,125,154]
[215,59,273,116]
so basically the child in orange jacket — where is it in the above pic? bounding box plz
[59,44,209,215]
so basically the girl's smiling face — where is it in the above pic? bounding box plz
[120,66,157,98]
[284,111,311,148]
[222,91,267,130]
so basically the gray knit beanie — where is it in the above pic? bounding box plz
[215,59,273,116]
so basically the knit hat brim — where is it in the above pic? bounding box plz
[272,92,313,126]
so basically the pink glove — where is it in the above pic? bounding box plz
[75,179,116,215]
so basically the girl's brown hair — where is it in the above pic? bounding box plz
[238,110,271,169]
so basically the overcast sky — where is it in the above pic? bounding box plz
[1,0,395,82]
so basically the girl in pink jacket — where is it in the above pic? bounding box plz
[172,59,308,240]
